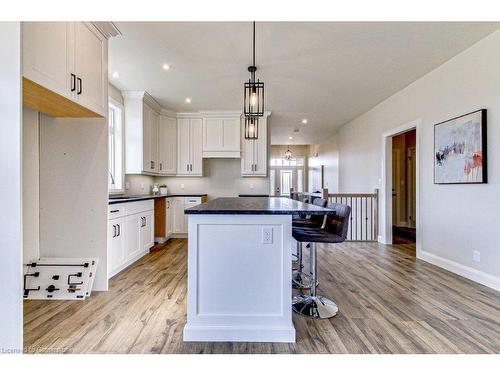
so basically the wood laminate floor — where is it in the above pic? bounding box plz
[24,239,500,354]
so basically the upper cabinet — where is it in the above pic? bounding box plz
[202,116,241,158]
[22,22,107,118]
[241,115,269,176]
[123,91,162,175]
[158,115,177,175]
[177,118,203,176]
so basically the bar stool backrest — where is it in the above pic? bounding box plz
[311,198,327,208]
[325,202,351,241]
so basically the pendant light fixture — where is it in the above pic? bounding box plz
[285,148,292,160]
[244,116,259,140]
[244,21,264,139]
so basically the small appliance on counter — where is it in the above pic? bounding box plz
[159,185,168,195]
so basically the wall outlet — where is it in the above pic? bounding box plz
[262,227,273,244]
[473,250,481,263]
[250,184,254,190]
[140,183,145,191]
[180,183,185,190]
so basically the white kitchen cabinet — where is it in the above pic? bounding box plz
[202,117,240,158]
[177,118,203,176]
[22,22,107,117]
[123,91,162,175]
[124,214,142,261]
[140,210,155,252]
[107,200,155,278]
[73,22,107,116]
[241,116,268,176]
[159,116,177,175]
[107,217,125,276]
[171,197,186,234]
[166,198,173,237]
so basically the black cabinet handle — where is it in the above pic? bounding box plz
[117,224,120,237]
[71,73,76,92]
[160,163,162,171]
[110,209,119,213]
[112,224,116,238]
[77,77,82,95]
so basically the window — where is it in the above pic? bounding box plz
[108,99,124,193]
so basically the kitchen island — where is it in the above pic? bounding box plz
[183,197,334,343]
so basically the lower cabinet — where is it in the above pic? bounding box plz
[107,200,155,278]
[170,196,202,235]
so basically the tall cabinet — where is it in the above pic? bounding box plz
[123,91,162,175]
[177,118,203,176]
[241,115,268,176]
[158,115,177,175]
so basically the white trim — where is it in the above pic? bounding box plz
[108,98,126,195]
[380,119,422,258]
[108,248,149,280]
[419,250,500,291]
[183,325,295,343]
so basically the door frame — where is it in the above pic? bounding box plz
[380,119,421,257]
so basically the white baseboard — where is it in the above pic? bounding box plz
[418,250,500,291]
[183,325,296,343]
[107,249,149,279]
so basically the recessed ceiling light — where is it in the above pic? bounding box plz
[162,64,171,71]
[185,97,192,103]
[112,71,119,78]
[289,136,293,140]
[301,119,308,124]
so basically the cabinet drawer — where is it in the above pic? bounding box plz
[108,204,126,219]
[125,200,154,216]
[184,197,201,206]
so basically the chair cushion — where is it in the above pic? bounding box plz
[292,226,344,244]
[292,217,322,228]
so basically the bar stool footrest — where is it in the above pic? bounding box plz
[292,271,318,289]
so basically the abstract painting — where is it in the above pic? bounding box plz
[434,109,487,184]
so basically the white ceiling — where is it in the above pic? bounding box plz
[109,22,499,145]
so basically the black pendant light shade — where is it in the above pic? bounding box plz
[243,21,265,128]
[244,116,259,140]
[244,78,264,117]
[285,148,292,160]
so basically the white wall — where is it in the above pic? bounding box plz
[156,159,269,199]
[308,134,340,192]
[23,108,40,263]
[334,30,500,289]
[0,21,22,352]
[39,115,109,291]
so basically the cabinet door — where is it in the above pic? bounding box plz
[22,22,73,100]
[150,111,159,173]
[142,104,152,172]
[140,210,155,251]
[74,22,107,116]
[108,218,125,276]
[222,118,241,152]
[241,139,255,175]
[125,214,142,261]
[184,197,201,233]
[166,199,173,236]
[159,116,177,175]
[253,119,268,176]
[177,119,191,175]
[172,198,186,233]
[203,118,223,151]
[190,119,203,175]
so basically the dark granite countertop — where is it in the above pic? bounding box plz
[185,197,335,215]
[108,193,207,205]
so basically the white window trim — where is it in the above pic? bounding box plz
[108,97,125,195]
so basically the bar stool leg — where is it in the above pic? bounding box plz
[292,242,313,289]
[292,243,339,319]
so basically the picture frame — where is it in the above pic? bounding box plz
[434,109,487,184]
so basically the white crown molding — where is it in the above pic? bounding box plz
[91,22,121,39]
[121,90,161,112]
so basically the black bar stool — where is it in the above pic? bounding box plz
[292,202,351,319]
[292,197,327,289]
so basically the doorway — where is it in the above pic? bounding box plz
[270,157,305,196]
[391,129,416,244]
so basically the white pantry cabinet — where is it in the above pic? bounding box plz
[241,115,268,176]
[123,91,161,175]
[158,115,177,175]
[22,21,107,117]
[202,117,241,158]
[107,200,155,278]
[177,118,203,176]
[170,196,202,235]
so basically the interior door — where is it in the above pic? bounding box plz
[74,22,106,116]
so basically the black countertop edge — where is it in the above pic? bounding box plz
[184,197,336,216]
[109,194,207,205]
